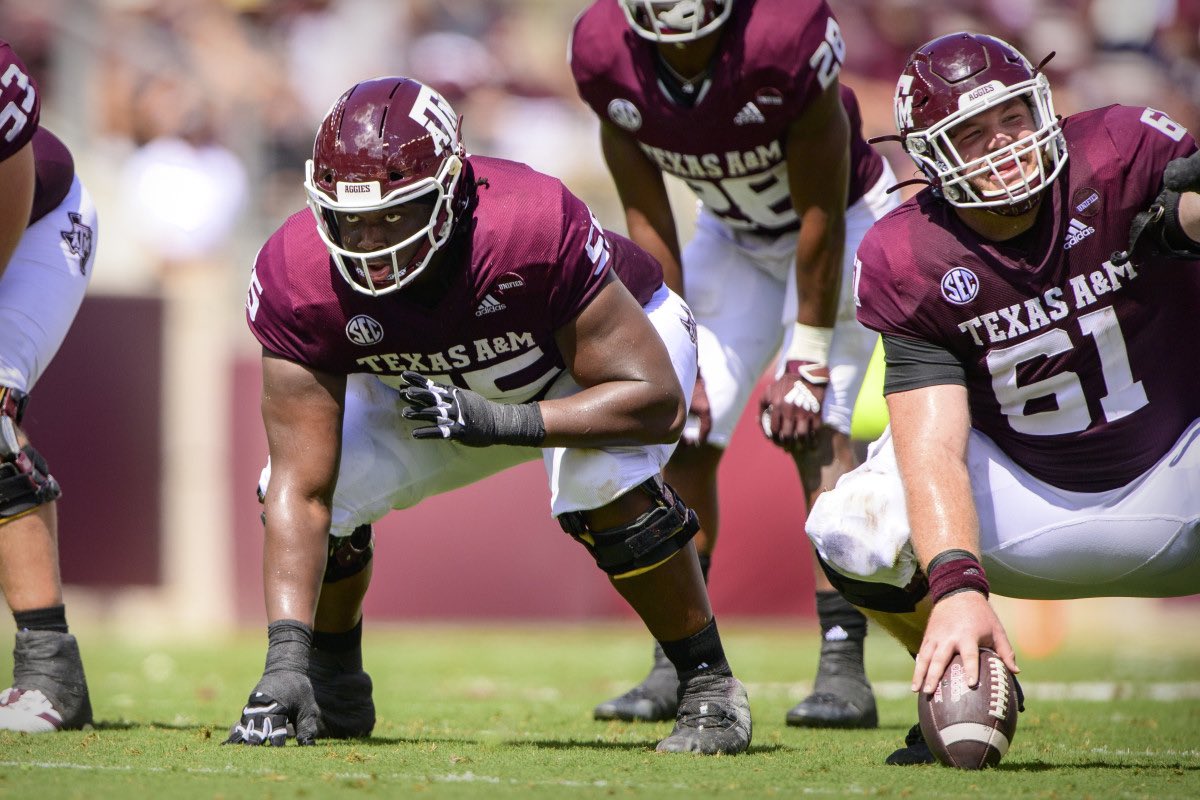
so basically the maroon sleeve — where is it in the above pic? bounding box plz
[245,229,315,368]
[607,231,663,306]
[1098,105,1198,209]
[0,41,40,161]
[547,191,614,331]
[568,2,618,119]
[780,1,842,120]
[854,221,934,343]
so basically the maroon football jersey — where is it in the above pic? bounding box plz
[856,105,1200,491]
[247,155,664,403]
[0,40,74,224]
[570,0,883,234]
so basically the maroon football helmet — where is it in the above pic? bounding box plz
[893,32,1066,210]
[619,0,732,43]
[304,77,466,296]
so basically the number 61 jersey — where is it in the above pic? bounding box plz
[569,0,882,235]
[854,105,1200,492]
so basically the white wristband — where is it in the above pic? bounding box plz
[784,323,833,365]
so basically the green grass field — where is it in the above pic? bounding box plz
[2,621,1198,799]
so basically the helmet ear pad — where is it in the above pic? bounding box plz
[893,32,1067,211]
[303,77,467,296]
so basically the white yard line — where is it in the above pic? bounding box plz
[743,680,1200,701]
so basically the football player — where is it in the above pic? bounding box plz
[226,76,752,754]
[805,31,1200,765]
[0,40,97,733]
[569,0,898,728]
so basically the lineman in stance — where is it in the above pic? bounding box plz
[226,76,752,754]
[0,40,97,733]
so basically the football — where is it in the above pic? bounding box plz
[917,648,1019,769]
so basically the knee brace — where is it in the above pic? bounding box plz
[558,478,699,579]
[814,550,929,614]
[0,389,61,522]
[325,524,374,583]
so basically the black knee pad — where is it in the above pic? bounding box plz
[325,525,374,583]
[0,390,61,520]
[814,551,929,614]
[558,478,699,579]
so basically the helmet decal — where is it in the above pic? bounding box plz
[303,77,467,296]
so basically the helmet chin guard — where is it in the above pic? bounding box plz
[304,77,467,296]
[619,0,732,43]
[894,33,1067,212]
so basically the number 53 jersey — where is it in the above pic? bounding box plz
[854,105,1200,492]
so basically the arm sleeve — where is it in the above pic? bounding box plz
[881,333,966,394]
[547,190,613,330]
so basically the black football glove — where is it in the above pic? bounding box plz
[398,371,545,447]
[225,620,319,746]
[1112,149,1200,265]
[1164,149,1200,194]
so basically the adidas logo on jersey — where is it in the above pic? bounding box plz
[733,102,765,125]
[1063,217,1095,250]
[474,294,507,317]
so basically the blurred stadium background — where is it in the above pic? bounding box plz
[4,0,1198,646]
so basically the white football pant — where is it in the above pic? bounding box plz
[682,162,899,445]
[0,177,96,393]
[807,420,1200,599]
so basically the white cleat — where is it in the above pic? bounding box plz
[0,687,65,733]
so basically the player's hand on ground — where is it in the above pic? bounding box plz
[398,371,544,447]
[681,372,712,446]
[225,670,319,746]
[225,619,319,746]
[912,591,1018,695]
[758,361,827,450]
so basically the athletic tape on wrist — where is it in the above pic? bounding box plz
[926,548,989,604]
[784,323,833,365]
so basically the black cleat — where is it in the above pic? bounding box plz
[594,642,678,722]
[786,690,878,729]
[309,647,375,739]
[786,638,878,729]
[885,722,936,765]
[656,672,752,755]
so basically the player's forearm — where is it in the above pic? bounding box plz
[262,495,332,624]
[792,207,846,327]
[625,211,684,296]
[902,450,981,570]
[886,385,981,567]
[538,378,685,447]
